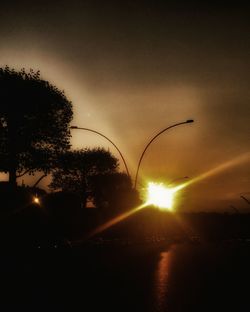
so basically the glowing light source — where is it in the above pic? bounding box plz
[146,182,176,210]
[33,196,40,205]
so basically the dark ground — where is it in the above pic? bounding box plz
[1,188,250,311]
[1,240,250,311]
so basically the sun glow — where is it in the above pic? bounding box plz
[146,182,177,210]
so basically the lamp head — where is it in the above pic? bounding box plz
[186,119,194,123]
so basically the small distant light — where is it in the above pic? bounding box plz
[33,196,40,204]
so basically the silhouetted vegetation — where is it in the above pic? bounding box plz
[0,66,73,188]
[90,172,139,214]
[49,148,138,212]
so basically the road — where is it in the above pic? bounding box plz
[1,240,250,311]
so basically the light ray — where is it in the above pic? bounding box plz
[174,152,250,192]
[72,203,148,245]
[72,152,250,246]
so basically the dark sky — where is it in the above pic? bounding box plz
[0,1,249,211]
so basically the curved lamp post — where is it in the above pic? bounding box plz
[70,126,130,177]
[134,119,194,189]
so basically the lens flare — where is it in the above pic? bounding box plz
[72,203,147,245]
[146,182,177,210]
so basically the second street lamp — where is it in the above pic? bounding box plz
[70,126,130,177]
[134,119,194,189]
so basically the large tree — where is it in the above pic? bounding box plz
[49,148,119,208]
[0,66,73,187]
[90,172,139,214]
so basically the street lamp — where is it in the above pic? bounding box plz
[70,126,130,177]
[33,195,40,205]
[134,119,194,189]
[168,176,189,186]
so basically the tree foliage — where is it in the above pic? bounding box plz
[90,172,139,213]
[49,148,119,207]
[50,148,137,208]
[0,66,73,186]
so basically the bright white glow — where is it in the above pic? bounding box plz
[146,182,176,210]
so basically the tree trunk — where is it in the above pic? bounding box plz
[81,193,87,209]
[8,120,18,189]
[9,167,17,188]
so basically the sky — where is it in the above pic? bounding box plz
[0,1,249,211]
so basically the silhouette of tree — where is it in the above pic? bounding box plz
[90,172,139,214]
[0,66,73,187]
[49,148,119,208]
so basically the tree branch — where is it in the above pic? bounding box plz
[16,169,31,178]
[32,174,47,188]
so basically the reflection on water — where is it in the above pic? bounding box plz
[154,249,172,312]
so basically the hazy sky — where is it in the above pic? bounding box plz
[0,1,249,211]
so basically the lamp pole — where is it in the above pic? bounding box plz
[70,126,130,177]
[134,119,194,189]
[168,176,189,186]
